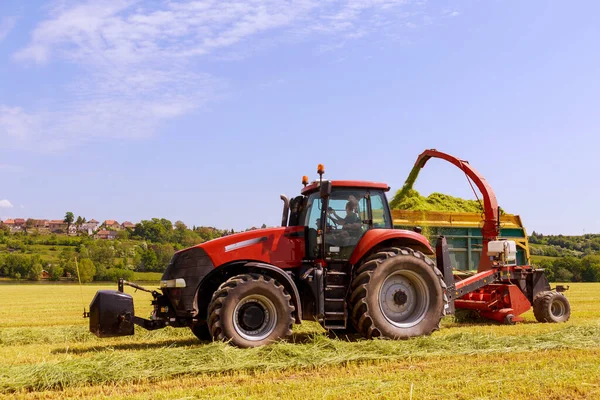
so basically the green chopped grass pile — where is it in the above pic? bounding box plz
[390,189,485,213]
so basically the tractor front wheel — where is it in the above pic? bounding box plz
[349,247,447,339]
[533,291,571,323]
[207,273,294,348]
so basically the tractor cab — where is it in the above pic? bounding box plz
[299,182,393,260]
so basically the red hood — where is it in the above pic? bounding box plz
[182,226,306,270]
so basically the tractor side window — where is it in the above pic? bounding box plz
[305,195,322,230]
[371,192,392,229]
[304,193,322,258]
[289,196,306,226]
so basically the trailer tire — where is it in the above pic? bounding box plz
[533,291,571,323]
[207,273,294,348]
[349,247,447,339]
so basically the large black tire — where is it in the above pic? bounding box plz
[207,273,294,348]
[349,247,447,339]
[533,291,571,323]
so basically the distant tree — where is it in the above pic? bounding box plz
[133,218,173,243]
[78,258,96,283]
[172,221,188,245]
[151,243,175,270]
[140,248,158,271]
[47,264,64,281]
[261,223,267,229]
[64,212,75,230]
[76,216,84,228]
[87,241,115,270]
[28,261,43,281]
[25,219,35,234]
[554,267,573,282]
[582,255,600,282]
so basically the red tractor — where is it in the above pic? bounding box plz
[88,150,570,348]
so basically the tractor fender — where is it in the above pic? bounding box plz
[195,261,302,324]
[349,229,434,265]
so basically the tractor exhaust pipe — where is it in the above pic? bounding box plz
[280,194,290,227]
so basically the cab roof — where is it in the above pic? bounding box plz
[301,180,390,196]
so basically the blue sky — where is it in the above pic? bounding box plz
[0,0,598,235]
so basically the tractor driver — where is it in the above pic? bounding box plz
[327,199,361,232]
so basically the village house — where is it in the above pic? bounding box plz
[3,219,15,232]
[95,229,117,240]
[31,219,49,228]
[78,219,100,235]
[48,220,67,233]
[68,224,78,236]
[2,219,25,233]
[104,220,122,231]
[2,217,138,237]
[121,221,136,230]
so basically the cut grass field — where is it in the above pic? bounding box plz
[0,283,599,399]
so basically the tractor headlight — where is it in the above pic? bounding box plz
[160,278,186,288]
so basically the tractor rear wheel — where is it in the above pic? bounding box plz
[533,291,571,323]
[349,247,447,339]
[207,273,294,348]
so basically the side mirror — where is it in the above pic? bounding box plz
[320,181,332,199]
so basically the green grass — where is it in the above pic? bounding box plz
[0,283,599,399]
[531,255,560,263]
[0,243,77,263]
[132,271,162,281]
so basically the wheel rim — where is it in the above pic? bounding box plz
[378,270,430,328]
[550,298,566,318]
[233,294,277,341]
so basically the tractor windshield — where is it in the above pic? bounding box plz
[304,189,370,259]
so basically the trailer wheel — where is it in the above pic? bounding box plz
[349,247,447,339]
[533,291,571,323]
[207,273,294,348]
[503,314,515,325]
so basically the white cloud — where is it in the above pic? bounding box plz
[0,200,14,209]
[0,16,17,42]
[442,10,460,18]
[4,0,423,151]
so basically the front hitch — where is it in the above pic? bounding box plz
[87,279,166,338]
[118,278,160,298]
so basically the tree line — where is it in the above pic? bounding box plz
[535,255,600,283]
[0,218,230,282]
[529,232,600,256]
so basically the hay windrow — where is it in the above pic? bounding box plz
[1,323,599,393]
